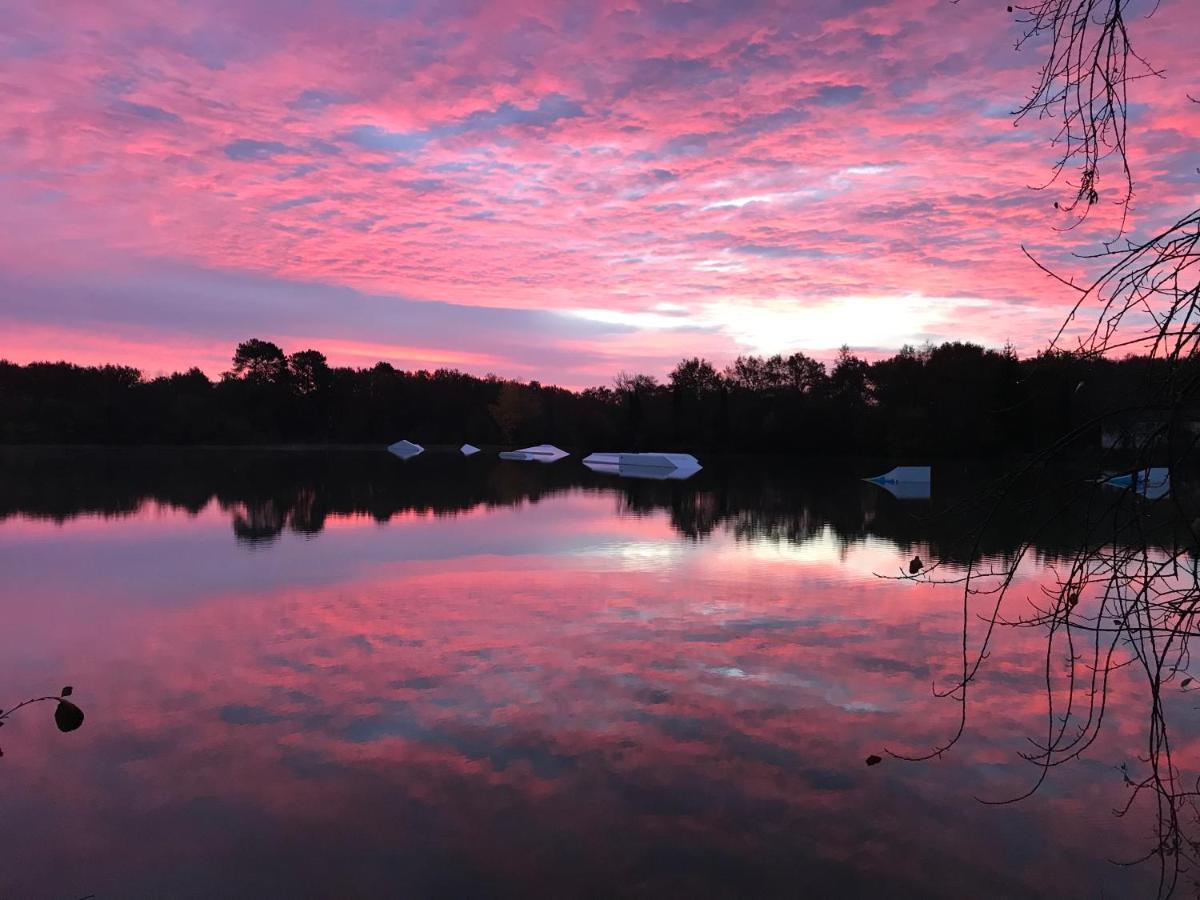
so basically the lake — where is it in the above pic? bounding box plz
[0,448,1190,898]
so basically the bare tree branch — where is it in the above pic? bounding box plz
[890,3,1200,895]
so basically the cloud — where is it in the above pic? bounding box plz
[396,178,446,192]
[267,194,323,211]
[342,93,586,154]
[727,105,810,137]
[288,89,356,110]
[457,93,585,131]
[110,100,182,124]
[813,84,867,106]
[224,139,293,161]
[341,125,427,153]
[730,244,830,259]
[0,0,1195,383]
[0,263,691,387]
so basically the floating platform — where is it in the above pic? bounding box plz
[864,465,931,500]
[499,444,568,463]
[387,439,424,459]
[583,451,702,481]
[865,466,930,484]
[1100,467,1170,500]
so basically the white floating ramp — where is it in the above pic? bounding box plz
[582,452,621,466]
[1100,467,1170,500]
[864,466,931,499]
[865,466,931,484]
[620,452,700,469]
[875,480,931,500]
[1140,467,1171,500]
[499,443,568,463]
[583,451,703,481]
[460,444,481,456]
[387,439,424,459]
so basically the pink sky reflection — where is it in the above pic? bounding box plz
[0,489,1168,895]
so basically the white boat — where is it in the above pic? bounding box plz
[460,444,481,456]
[387,439,424,459]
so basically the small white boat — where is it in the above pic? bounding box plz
[460,444,481,456]
[387,439,424,459]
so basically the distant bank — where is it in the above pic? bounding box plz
[2,338,1193,459]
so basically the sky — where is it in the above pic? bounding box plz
[0,0,1195,387]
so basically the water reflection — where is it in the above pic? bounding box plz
[0,448,1192,897]
[1,448,1190,560]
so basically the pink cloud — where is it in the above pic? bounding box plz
[1,0,1196,383]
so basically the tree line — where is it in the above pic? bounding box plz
[3,446,1188,560]
[0,337,1191,456]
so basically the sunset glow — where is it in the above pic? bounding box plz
[1,0,1195,384]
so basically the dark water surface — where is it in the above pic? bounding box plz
[0,448,1189,898]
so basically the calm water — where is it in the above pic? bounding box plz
[0,448,1188,898]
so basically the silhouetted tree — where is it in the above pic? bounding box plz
[231,338,288,384]
[489,381,542,443]
[0,340,1180,455]
[829,346,870,405]
[783,352,826,394]
[288,349,330,396]
[669,358,722,398]
[613,371,659,394]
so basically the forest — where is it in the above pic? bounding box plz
[3,445,1189,561]
[0,337,1192,457]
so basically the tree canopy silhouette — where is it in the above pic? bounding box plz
[2,338,1189,458]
